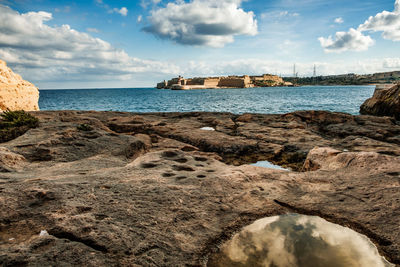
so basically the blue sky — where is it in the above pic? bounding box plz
[0,0,399,88]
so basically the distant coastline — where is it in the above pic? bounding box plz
[156,74,293,90]
[283,70,400,86]
[157,71,400,90]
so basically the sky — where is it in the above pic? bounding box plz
[0,0,399,89]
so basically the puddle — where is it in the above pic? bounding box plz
[250,161,289,171]
[207,214,393,267]
[200,127,215,131]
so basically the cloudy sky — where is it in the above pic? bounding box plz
[0,0,399,88]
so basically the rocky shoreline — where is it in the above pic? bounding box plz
[0,110,399,266]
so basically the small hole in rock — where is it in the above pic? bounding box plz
[194,157,207,162]
[141,162,158,168]
[172,165,195,172]
[162,173,176,177]
[162,151,179,158]
[174,158,188,163]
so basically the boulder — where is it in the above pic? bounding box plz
[360,84,400,120]
[0,60,39,111]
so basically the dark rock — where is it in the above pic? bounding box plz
[360,84,400,120]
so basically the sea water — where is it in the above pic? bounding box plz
[39,86,375,114]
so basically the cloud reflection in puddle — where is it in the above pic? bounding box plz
[208,214,393,267]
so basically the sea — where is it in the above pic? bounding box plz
[39,85,375,115]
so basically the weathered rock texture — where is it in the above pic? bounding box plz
[0,60,39,111]
[0,147,26,172]
[0,111,399,266]
[360,83,400,120]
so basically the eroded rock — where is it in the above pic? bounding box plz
[0,147,26,172]
[0,60,39,111]
[303,146,398,172]
[360,84,400,120]
[0,111,399,266]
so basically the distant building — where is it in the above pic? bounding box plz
[156,74,291,90]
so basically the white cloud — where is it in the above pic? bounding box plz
[180,57,400,78]
[318,28,374,53]
[320,0,400,53]
[143,0,258,47]
[334,17,344,24]
[96,1,128,17]
[137,15,143,23]
[0,5,179,84]
[382,57,400,68]
[140,0,161,9]
[260,10,299,19]
[86,27,99,33]
[112,7,128,16]
[358,0,400,41]
[54,6,70,13]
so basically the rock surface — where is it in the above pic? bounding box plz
[0,110,399,266]
[0,147,26,172]
[360,84,400,120]
[0,60,39,111]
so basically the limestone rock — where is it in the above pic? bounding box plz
[360,84,400,120]
[236,113,253,122]
[302,147,342,171]
[1,111,400,266]
[0,147,26,172]
[0,60,39,111]
[303,146,397,172]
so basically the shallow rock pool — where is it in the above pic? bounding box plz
[207,214,393,267]
[250,161,289,171]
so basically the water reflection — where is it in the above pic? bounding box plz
[250,161,289,171]
[208,214,393,267]
[200,127,215,131]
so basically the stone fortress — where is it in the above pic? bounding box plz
[157,74,293,90]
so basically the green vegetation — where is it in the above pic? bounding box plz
[0,110,39,143]
[77,123,93,131]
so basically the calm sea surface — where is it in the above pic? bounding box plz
[39,86,375,115]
